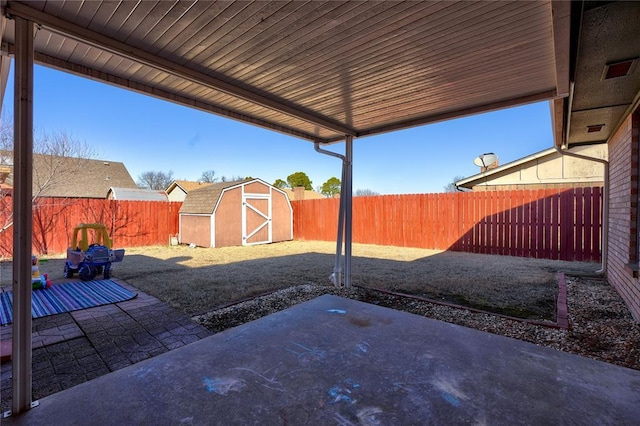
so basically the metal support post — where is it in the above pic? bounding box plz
[343,136,353,287]
[11,16,34,416]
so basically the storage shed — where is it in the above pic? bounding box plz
[179,179,293,248]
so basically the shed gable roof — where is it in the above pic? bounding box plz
[179,180,249,215]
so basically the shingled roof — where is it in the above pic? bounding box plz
[179,180,249,215]
[3,153,137,198]
[166,180,214,193]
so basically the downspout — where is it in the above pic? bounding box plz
[314,141,347,287]
[556,84,609,274]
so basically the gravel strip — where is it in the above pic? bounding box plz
[193,274,640,371]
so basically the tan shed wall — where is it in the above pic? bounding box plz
[215,187,242,247]
[272,190,293,242]
[180,215,211,247]
[244,181,270,194]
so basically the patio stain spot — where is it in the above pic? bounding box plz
[326,309,347,314]
[349,316,372,327]
[203,377,245,395]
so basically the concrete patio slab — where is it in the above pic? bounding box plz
[4,294,639,425]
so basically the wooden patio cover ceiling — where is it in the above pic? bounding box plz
[1,1,570,144]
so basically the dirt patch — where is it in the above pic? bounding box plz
[3,241,598,320]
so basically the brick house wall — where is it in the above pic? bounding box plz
[607,109,640,321]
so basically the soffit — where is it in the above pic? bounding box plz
[567,1,640,146]
[0,1,564,144]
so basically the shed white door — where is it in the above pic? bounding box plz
[242,193,272,245]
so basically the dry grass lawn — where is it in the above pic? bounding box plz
[3,241,598,320]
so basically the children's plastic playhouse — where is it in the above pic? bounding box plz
[64,223,125,281]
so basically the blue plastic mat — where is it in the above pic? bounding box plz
[0,280,137,325]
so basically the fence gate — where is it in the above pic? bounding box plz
[242,193,272,245]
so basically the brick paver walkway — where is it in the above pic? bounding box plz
[0,280,212,413]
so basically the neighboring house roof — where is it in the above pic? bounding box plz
[180,180,249,214]
[3,152,137,198]
[456,144,607,190]
[166,180,214,194]
[107,187,168,201]
[282,188,325,200]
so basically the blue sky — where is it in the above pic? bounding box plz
[2,65,554,194]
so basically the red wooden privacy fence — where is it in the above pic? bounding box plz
[292,188,602,262]
[0,188,602,262]
[0,198,182,256]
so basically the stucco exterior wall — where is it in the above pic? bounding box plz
[471,182,602,191]
[606,111,640,321]
[167,187,187,202]
[469,144,607,191]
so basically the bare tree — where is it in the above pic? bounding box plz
[32,130,97,196]
[0,115,98,254]
[0,114,13,251]
[200,169,217,183]
[355,189,379,196]
[137,170,174,190]
[443,175,468,193]
[219,175,245,182]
